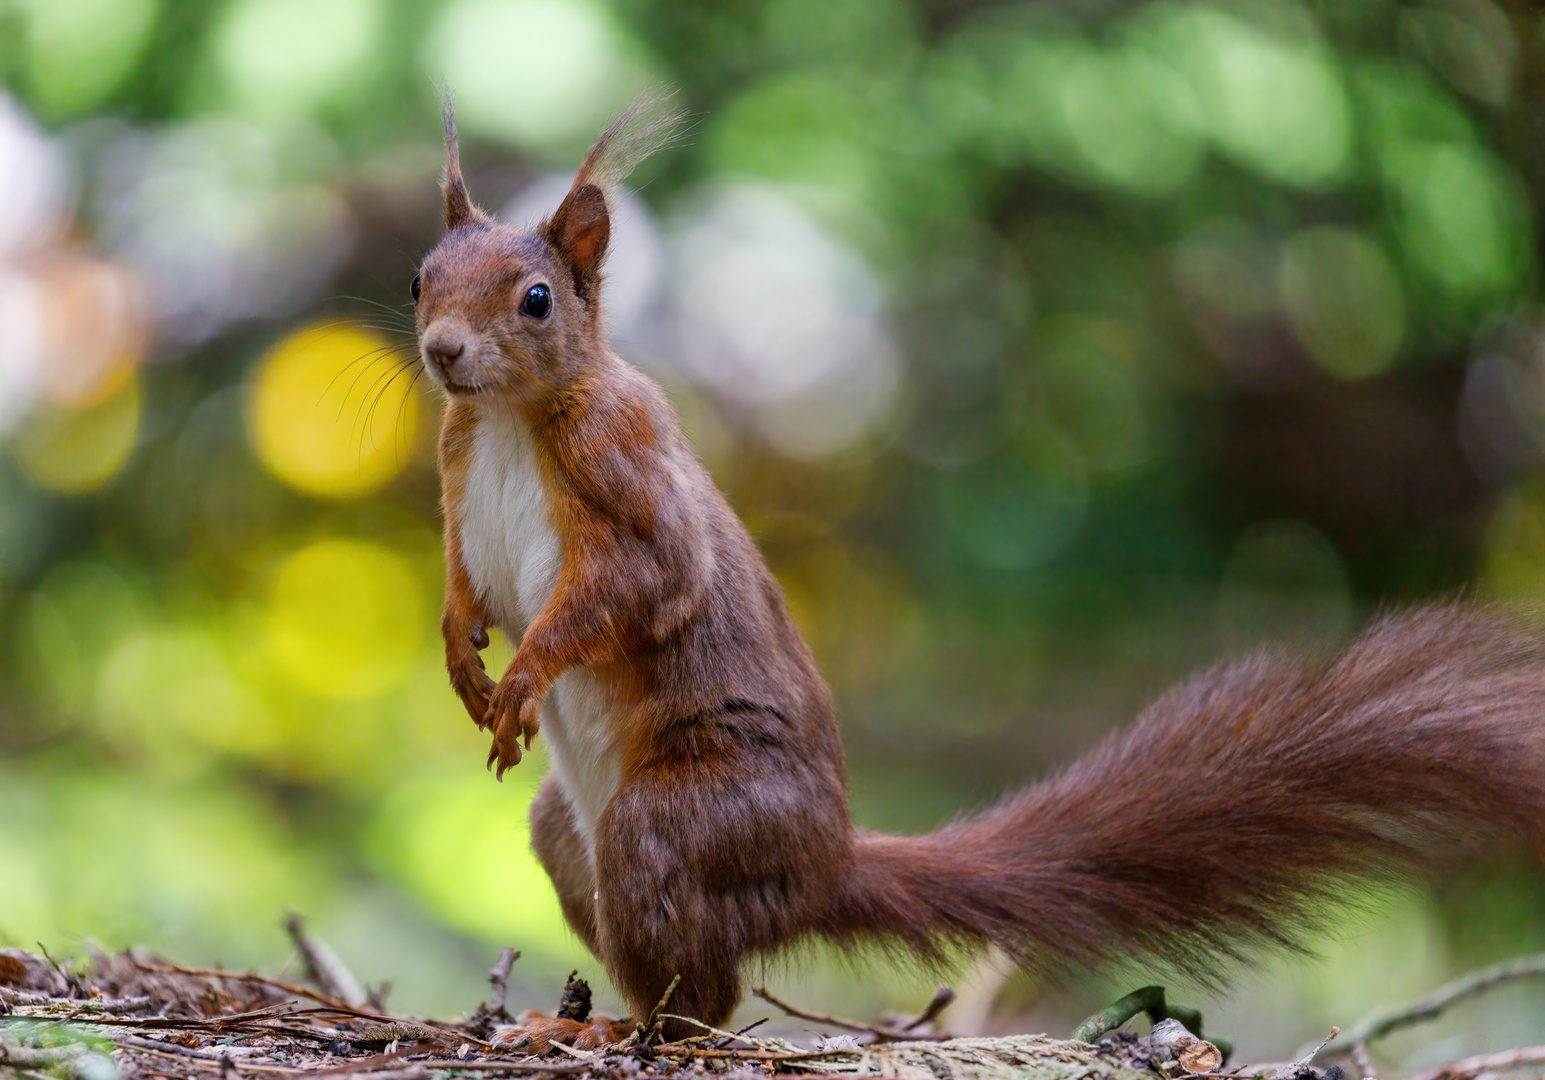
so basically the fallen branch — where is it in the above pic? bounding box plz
[131,959,355,1011]
[285,915,366,1009]
[486,949,519,1018]
[1407,1045,1545,1080]
[1275,1028,1338,1080]
[1326,952,1545,1056]
[751,985,949,1043]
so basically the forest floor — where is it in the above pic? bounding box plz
[0,931,1538,1080]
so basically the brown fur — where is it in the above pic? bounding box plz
[415,98,1545,1044]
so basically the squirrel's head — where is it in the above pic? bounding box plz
[414,93,683,411]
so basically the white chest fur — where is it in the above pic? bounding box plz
[458,409,622,862]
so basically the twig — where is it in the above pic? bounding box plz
[35,943,76,998]
[1071,986,1232,1060]
[638,975,681,1049]
[751,986,946,1044]
[1071,987,1167,1043]
[130,959,353,1011]
[2,994,154,1015]
[366,982,393,1013]
[544,1041,596,1062]
[36,1003,303,1029]
[902,988,956,1032]
[650,1047,838,1063]
[712,1018,768,1050]
[1351,1042,1375,1080]
[656,1015,744,1042]
[1327,952,1545,1056]
[417,1064,590,1074]
[284,914,366,1008]
[486,949,519,1017]
[1407,1045,1545,1080]
[115,1034,228,1062]
[1275,1028,1337,1079]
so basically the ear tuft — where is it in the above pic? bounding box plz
[570,90,688,195]
[440,91,484,231]
[546,183,610,304]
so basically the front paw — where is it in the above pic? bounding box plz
[483,672,542,780]
[448,651,497,726]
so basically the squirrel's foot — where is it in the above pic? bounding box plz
[492,1012,631,1055]
[484,675,541,779]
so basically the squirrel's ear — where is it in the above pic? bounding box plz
[441,96,479,230]
[546,183,610,303]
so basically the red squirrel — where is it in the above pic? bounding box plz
[415,97,1545,1049]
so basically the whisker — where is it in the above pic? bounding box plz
[356,355,419,439]
[393,367,427,467]
[321,347,416,409]
[358,359,421,463]
[329,294,420,321]
[338,348,417,419]
[351,322,418,338]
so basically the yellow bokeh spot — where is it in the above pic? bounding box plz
[264,538,424,699]
[12,372,142,494]
[249,323,420,498]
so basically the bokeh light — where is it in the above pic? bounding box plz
[262,537,425,700]
[937,437,1089,571]
[1278,226,1406,380]
[249,323,420,498]
[99,625,279,766]
[1483,485,1545,603]
[668,182,900,458]
[98,118,356,344]
[421,0,653,153]
[1386,141,1529,301]
[1219,520,1352,655]
[370,773,572,964]
[214,0,384,118]
[1150,4,1352,186]
[12,0,159,119]
[11,373,142,494]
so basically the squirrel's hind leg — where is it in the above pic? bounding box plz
[591,743,840,1040]
[498,785,628,1053]
[529,775,601,954]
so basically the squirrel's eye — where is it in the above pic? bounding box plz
[411,275,421,303]
[520,284,552,319]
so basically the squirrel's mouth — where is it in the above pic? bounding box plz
[440,376,484,396]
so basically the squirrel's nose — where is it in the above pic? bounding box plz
[422,327,468,370]
[428,341,464,367]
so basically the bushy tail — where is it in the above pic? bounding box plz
[832,604,1545,980]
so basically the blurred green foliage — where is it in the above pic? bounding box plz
[3,0,1545,1063]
